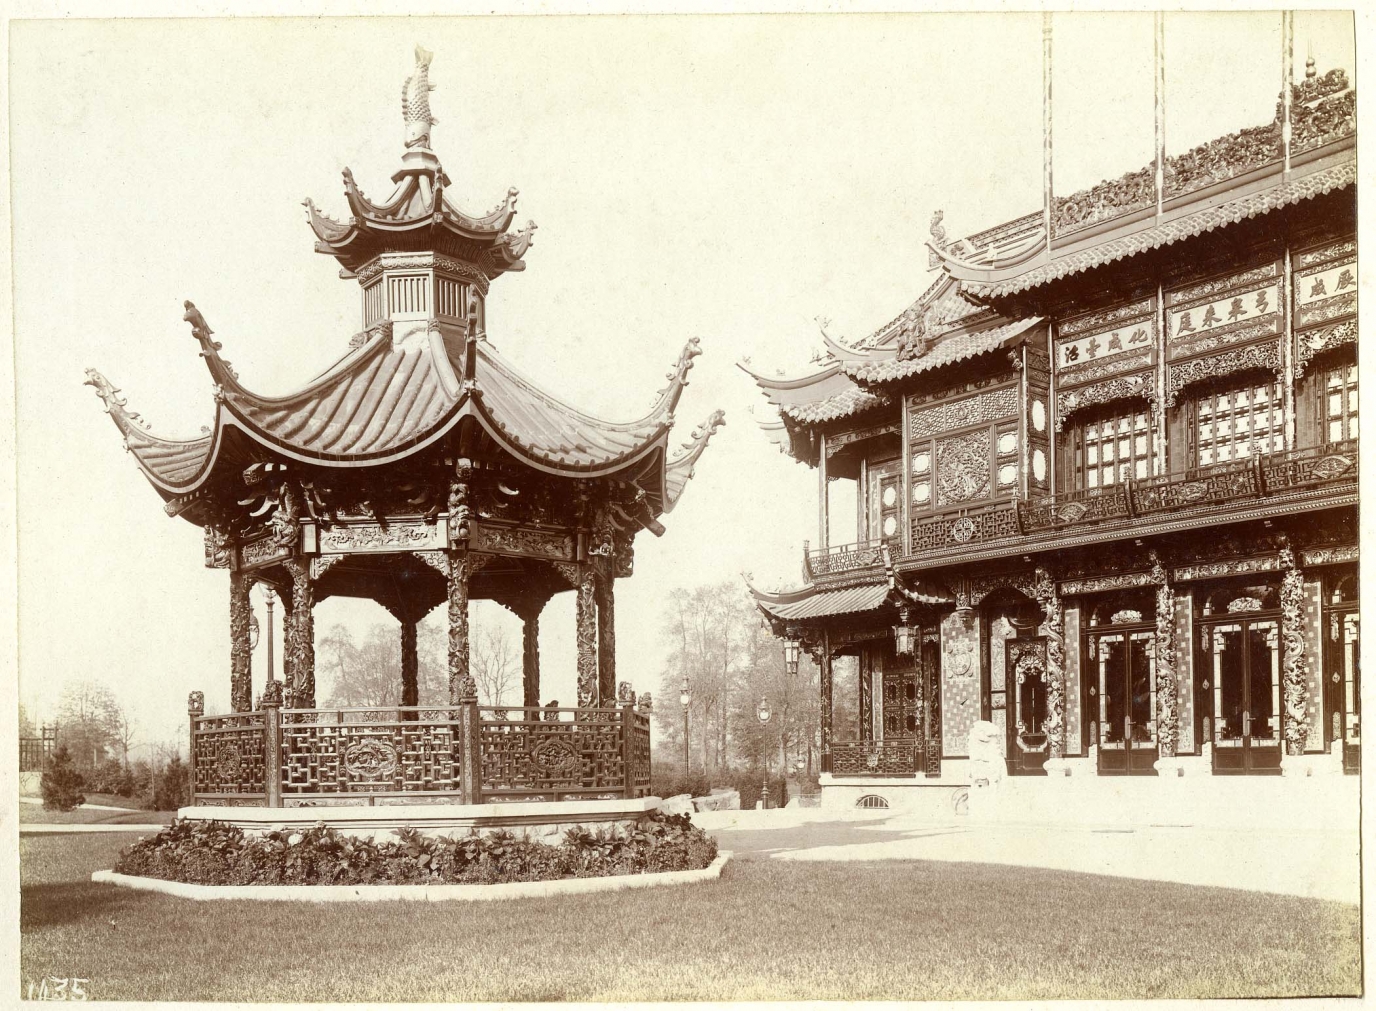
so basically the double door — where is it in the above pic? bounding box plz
[1006,637,1049,775]
[1091,628,1159,774]
[1328,609,1360,774]
[1207,617,1283,774]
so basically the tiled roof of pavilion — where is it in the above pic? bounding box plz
[86,314,713,514]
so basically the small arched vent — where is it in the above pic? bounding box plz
[856,794,890,809]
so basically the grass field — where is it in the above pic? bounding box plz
[19,795,174,826]
[19,831,1360,1002]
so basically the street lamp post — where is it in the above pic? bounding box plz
[756,695,772,809]
[263,587,278,698]
[680,678,691,775]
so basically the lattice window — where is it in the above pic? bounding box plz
[1324,362,1358,444]
[1063,402,1152,491]
[1195,379,1283,467]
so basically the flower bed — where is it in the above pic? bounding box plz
[113,809,717,886]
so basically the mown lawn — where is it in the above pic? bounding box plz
[20,833,1360,1002]
[19,797,173,826]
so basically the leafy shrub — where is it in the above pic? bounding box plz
[40,745,86,812]
[649,770,712,800]
[710,769,788,809]
[113,809,718,886]
[151,755,191,811]
[87,759,138,798]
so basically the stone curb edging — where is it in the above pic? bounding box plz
[89,851,731,903]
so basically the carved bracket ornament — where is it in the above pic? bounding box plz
[412,550,450,577]
[309,554,345,581]
[1294,319,1357,380]
[1165,339,1282,407]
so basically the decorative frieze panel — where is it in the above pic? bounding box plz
[1299,544,1357,568]
[1056,297,1155,375]
[935,430,992,506]
[239,534,293,570]
[469,522,576,562]
[1060,571,1155,596]
[1164,338,1282,406]
[1295,261,1356,328]
[318,520,444,554]
[1170,554,1279,583]
[825,421,900,458]
[909,386,1018,439]
[1055,371,1155,431]
[1295,319,1356,380]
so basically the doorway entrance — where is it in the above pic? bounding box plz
[1006,637,1050,775]
[1091,626,1160,774]
[1206,615,1283,775]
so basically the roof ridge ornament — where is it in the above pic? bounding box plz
[184,300,239,382]
[402,45,438,150]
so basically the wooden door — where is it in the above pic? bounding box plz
[1006,637,1049,775]
[1091,628,1160,775]
[1208,618,1283,774]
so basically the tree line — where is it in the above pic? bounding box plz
[653,582,832,781]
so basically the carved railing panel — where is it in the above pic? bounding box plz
[1131,459,1262,516]
[1019,483,1132,533]
[629,712,652,793]
[1259,439,1358,493]
[806,539,885,579]
[830,739,922,776]
[476,707,628,800]
[911,501,1021,553]
[192,712,267,800]
[280,708,465,798]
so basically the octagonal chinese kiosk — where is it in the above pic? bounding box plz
[86,49,723,825]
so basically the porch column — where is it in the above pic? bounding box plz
[284,561,315,709]
[597,575,616,705]
[522,610,541,708]
[1279,546,1312,756]
[819,634,833,773]
[229,571,253,712]
[576,566,599,707]
[859,653,873,741]
[448,554,475,703]
[280,592,295,701]
[1033,567,1066,760]
[400,619,419,707]
[1151,553,1180,758]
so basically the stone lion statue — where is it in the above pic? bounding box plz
[966,720,1006,788]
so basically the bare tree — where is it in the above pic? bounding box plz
[56,679,123,770]
[471,624,518,707]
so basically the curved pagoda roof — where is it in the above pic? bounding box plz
[86,47,723,529]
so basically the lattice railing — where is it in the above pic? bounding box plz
[1019,482,1132,533]
[910,500,1022,553]
[1259,438,1358,494]
[805,539,886,580]
[192,712,267,802]
[1132,458,1262,516]
[830,739,924,776]
[280,708,467,801]
[188,702,653,807]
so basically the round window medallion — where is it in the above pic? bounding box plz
[998,432,1017,455]
[882,486,897,508]
[998,463,1017,487]
[913,482,930,504]
[214,743,242,780]
[883,515,898,536]
[950,517,976,542]
[1033,448,1047,481]
[1032,400,1046,432]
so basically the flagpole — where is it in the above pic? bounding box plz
[1155,11,1165,218]
[1042,12,1054,243]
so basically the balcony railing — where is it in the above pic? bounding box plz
[829,738,938,777]
[804,538,886,580]
[191,702,653,807]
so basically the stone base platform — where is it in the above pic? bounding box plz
[179,797,663,842]
[819,775,968,817]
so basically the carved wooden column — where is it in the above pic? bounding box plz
[522,610,541,708]
[819,634,833,773]
[448,554,475,703]
[283,560,315,709]
[575,567,599,707]
[1279,546,1312,757]
[1150,552,1179,758]
[229,571,253,712]
[400,619,419,707]
[596,574,616,705]
[859,653,873,741]
[279,592,295,696]
[1033,567,1066,760]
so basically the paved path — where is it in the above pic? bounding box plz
[695,809,1360,905]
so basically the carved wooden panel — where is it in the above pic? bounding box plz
[910,386,1017,439]
[193,714,266,798]
[317,520,445,554]
[469,522,576,561]
[280,711,465,796]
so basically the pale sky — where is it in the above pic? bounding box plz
[9,12,1354,751]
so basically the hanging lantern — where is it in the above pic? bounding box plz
[893,607,914,656]
[757,696,772,726]
[783,637,802,675]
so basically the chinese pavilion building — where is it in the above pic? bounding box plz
[745,37,1356,805]
[86,48,722,810]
